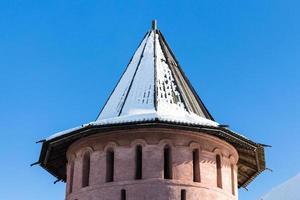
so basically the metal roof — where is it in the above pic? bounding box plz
[96,21,217,127]
[37,20,266,188]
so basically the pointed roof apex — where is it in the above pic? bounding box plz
[96,26,217,127]
[152,19,157,30]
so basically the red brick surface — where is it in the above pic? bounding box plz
[66,128,238,200]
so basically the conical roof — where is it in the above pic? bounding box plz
[38,21,265,188]
[97,21,217,127]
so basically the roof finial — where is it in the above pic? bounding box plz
[152,19,157,30]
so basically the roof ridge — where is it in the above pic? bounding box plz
[118,32,151,116]
[95,32,150,120]
[97,25,217,126]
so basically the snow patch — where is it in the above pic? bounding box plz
[46,30,220,141]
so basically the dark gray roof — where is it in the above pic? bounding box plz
[38,21,266,188]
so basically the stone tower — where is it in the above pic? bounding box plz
[37,21,266,200]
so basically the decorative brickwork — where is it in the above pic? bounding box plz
[66,128,238,200]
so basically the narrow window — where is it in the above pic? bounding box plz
[164,145,172,179]
[135,145,142,180]
[193,149,200,182]
[181,189,186,200]
[68,162,74,194]
[106,149,114,182]
[231,164,235,195]
[216,154,222,188]
[82,152,90,187]
[121,189,126,200]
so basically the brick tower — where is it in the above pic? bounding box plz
[37,21,266,200]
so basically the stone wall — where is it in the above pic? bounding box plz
[66,128,239,200]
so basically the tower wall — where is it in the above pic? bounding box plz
[66,128,238,200]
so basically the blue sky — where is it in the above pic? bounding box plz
[0,0,299,199]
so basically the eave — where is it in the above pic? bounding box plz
[38,121,265,188]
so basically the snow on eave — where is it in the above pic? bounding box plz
[46,114,218,141]
[46,123,91,141]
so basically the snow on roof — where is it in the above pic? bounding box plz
[46,110,218,140]
[96,26,217,125]
[47,24,219,141]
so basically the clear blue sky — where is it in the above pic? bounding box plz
[0,1,299,199]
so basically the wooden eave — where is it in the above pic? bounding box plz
[38,121,265,188]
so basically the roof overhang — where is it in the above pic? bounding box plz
[38,121,265,188]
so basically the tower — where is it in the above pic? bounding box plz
[37,21,266,200]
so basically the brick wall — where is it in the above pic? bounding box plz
[66,128,238,200]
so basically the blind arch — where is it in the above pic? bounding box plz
[106,148,114,182]
[163,145,172,179]
[82,152,90,187]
